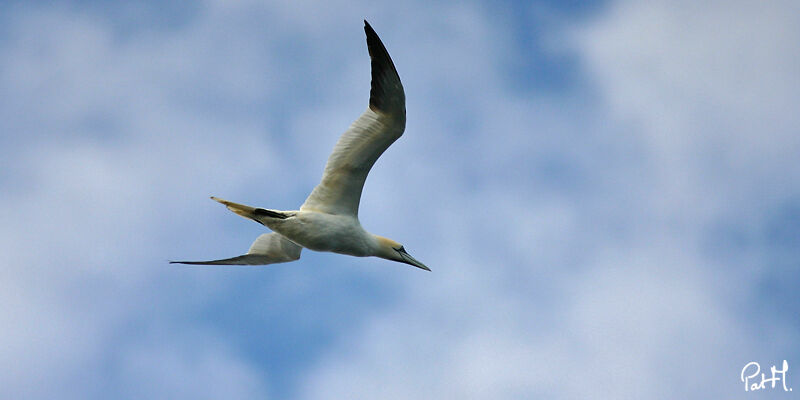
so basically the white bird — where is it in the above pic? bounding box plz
[172,21,429,271]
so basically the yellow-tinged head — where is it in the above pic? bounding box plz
[374,236,430,271]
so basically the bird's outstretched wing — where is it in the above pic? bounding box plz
[300,20,406,217]
[170,233,302,265]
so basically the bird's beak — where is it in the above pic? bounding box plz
[398,249,430,271]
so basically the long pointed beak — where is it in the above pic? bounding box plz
[398,249,430,271]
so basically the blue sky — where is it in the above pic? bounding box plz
[1,0,799,398]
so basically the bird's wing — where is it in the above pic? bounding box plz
[170,233,302,265]
[300,20,406,217]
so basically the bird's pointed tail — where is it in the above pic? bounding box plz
[211,196,257,219]
[210,196,291,223]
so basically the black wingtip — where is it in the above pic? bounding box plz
[169,260,216,265]
[363,20,378,46]
[364,20,375,37]
[362,20,404,113]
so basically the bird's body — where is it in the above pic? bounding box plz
[266,210,373,256]
[172,21,429,271]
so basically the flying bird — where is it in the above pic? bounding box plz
[172,21,429,271]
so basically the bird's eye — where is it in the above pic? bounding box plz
[395,246,405,252]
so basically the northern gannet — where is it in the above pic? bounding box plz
[172,21,429,271]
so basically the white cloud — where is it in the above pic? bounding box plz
[573,0,800,220]
[113,328,270,399]
[0,3,290,398]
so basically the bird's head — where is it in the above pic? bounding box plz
[374,236,430,271]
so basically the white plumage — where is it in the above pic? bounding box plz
[172,21,429,271]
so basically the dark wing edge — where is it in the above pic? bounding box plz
[364,20,405,116]
[169,254,279,266]
[170,233,302,266]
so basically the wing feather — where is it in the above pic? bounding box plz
[170,233,302,266]
[300,21,405,216]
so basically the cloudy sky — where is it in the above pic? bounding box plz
[1,0,798,398]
